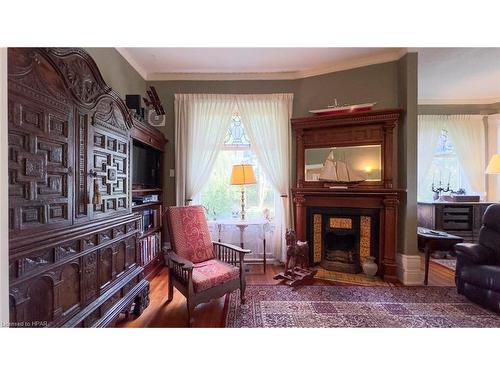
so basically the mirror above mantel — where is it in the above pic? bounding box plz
[305,145,382,182]
[291,108,403,189]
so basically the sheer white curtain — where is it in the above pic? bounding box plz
[417,116,444,195]
[445,115,486,195]
[236,93,294,261]
[418,115,486,196]
[174,94,236,205]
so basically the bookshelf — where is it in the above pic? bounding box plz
[131,117,168,280]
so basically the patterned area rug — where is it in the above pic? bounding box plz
[224,285,500,328]
[314,267,393,286]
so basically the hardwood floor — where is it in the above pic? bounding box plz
[116,259,455,328]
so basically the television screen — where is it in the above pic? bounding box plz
[133,142,161,187]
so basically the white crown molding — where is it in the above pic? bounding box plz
[148,71,301,81]
[115,48,148,80]
[293,48,409,80]
[119,48,409,81]
[419,97,500,105]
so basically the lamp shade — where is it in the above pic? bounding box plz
[230,164,256,185]
[486,154,500,174]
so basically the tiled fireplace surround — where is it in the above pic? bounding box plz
[292,188,400,282]
[307,207,379,274]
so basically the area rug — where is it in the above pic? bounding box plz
[313,267,393,286]
[224,285,500,328]
[431,258,457,271]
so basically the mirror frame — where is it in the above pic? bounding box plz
[291,109,401,190]
[304,144,383,183]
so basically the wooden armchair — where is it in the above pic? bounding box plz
[165,205,250,326]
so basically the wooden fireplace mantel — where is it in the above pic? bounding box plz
[293,108,402,190]
[291,109,404,282]
[292,187,402,282]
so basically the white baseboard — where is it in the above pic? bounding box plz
[397,253,424,285]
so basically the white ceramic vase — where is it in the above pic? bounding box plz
[362,256,378,278]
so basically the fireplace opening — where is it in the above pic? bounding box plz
[324,232,356,251]
[322,229,361,273]
[307,207,379,275]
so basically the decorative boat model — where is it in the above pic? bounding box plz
[319,150,367,185]
[309,100,377,116]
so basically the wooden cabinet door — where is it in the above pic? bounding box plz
[8,49,74,236]
[89,98,132,220]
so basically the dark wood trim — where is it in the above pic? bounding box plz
[131,116,167,280]
[292,109,401,190]
[8,48,150,327]
[131,117,167,151]
[291,109,403,282]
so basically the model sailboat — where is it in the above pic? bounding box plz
[318,150,367,184]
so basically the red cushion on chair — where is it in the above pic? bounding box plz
[192,259,240,293]
[167,205,215,263]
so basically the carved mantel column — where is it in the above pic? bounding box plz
[382,120,396,189]
[382,196,399,281]
[296,129,305,188]
[293,194,306,241]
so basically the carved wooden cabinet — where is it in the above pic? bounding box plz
[8,48,149,327]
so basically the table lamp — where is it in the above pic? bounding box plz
[486,154,500,175]
[230,164,256,220]
[486,154,500,201]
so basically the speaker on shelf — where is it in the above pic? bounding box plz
[126,95,141,110]
[126,94,142,115]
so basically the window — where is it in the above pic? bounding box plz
[196,115,276,221]
[419,129,470,201]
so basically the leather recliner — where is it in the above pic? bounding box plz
[455,203,500,313]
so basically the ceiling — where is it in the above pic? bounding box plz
[117,47,405,80]
[418,48,500,104]
[118,47,500,104]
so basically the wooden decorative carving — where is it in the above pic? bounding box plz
[291,109,403,282]
[292,109,401,190]
[8,48,149,328]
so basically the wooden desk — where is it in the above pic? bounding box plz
[417,227,464,285]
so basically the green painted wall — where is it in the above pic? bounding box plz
[149,60,400,209]
[397,53,418,256]
[87,49,417,255]
[85,48,147,99]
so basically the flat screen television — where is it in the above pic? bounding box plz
[132,141,161,188]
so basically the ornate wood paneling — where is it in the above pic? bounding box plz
[291,110,403,282]
[25,276,54,325]
[8,50,74,234]
[292,109,401,189]
[8,48,149,328]
[90,117,130,219]
[9,215,143,326]
[59,263,81,314]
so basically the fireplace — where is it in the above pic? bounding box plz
[307,207,379,274]
[291,109,402,281]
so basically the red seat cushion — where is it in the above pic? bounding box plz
[167,205,215,263]
[192,259,240,292]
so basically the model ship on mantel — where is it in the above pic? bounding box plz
[309,99,377,115]
[319,151,367,187]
